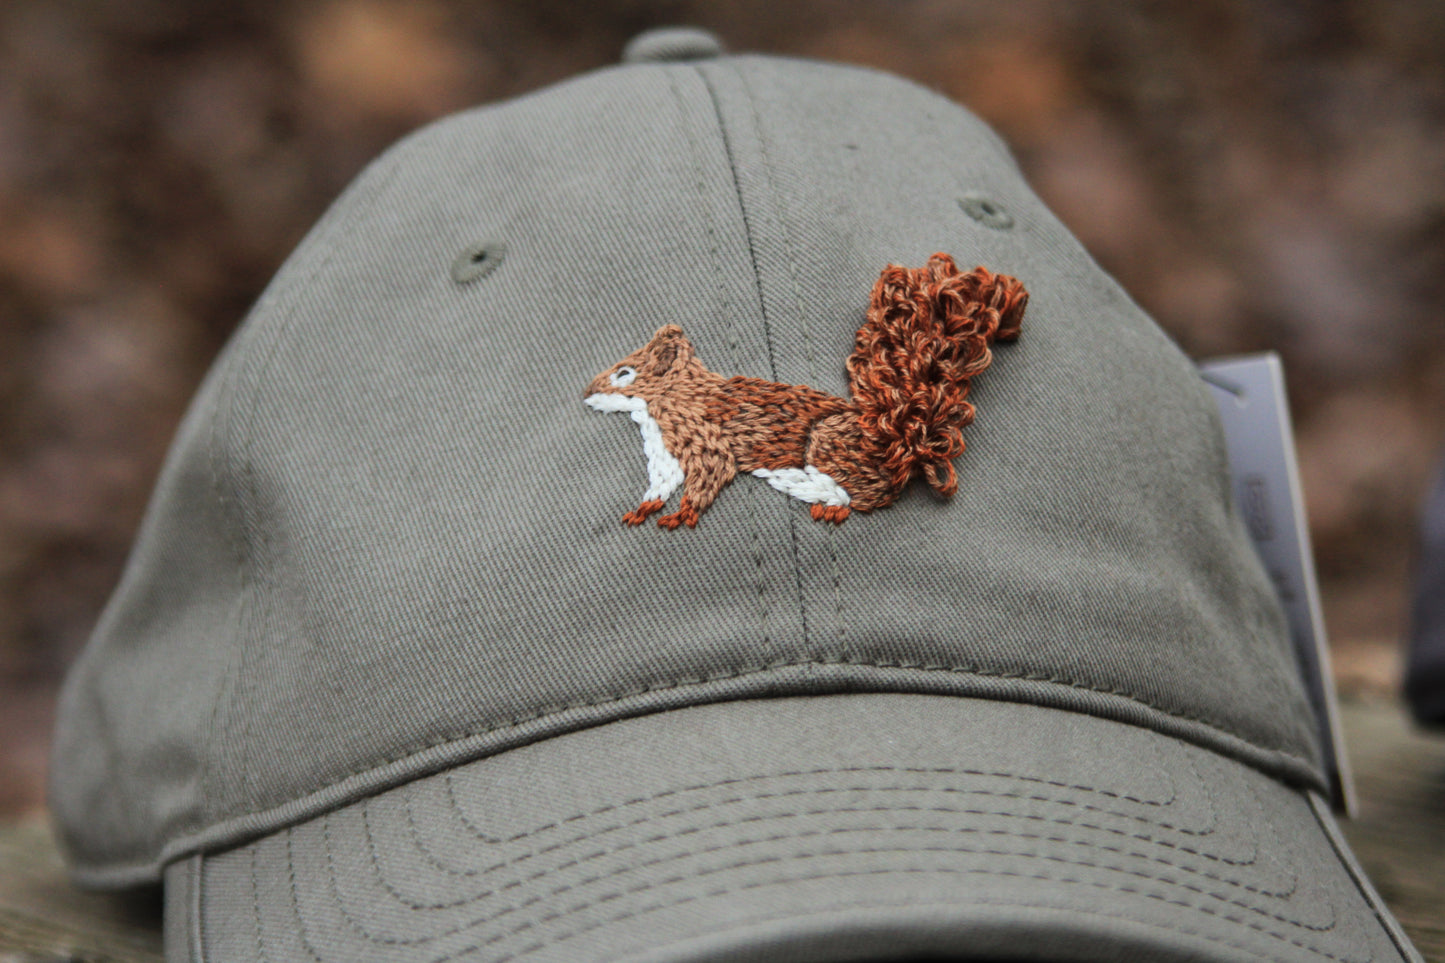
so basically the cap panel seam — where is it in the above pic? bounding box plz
[692,63,776,380]
[663,63,774,659]
[219,142,414,817]
[199,340,253,834]
[733,58,850,660]
[734,58,821,388]
[728,58,816,652]
[693,59,812,649]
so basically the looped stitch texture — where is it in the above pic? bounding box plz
[584,254,1027,528]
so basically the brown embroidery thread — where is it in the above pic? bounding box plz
[584,254,1027,528]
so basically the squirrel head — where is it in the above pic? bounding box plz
[584,325,700,403]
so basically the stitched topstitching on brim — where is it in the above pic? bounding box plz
[245,762,1362,963]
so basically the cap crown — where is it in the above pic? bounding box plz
[52,53,1319,885]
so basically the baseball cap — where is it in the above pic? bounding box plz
[50,26,1422,963]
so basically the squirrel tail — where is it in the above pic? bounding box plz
[845,253,1028,499]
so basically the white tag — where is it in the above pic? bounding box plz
[1200,353,1355,816]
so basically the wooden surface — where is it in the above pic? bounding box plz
[1336,697,1445,961]
[2,697,1442,962]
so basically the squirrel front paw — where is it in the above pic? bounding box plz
[810,504,851,524]
[623,499,665,526]
[657,499,700,530]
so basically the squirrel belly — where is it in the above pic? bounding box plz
[583,254,1028,528]
[583,392,684,511]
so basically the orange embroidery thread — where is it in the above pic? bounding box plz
[584,254,1027,528]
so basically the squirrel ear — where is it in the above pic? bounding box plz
[646,325,694,375]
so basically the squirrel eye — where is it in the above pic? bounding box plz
[609,366,638,388]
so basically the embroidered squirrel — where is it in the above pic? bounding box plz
[585,253,1027,528]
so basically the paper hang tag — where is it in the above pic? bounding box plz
[1200,353,1355,816]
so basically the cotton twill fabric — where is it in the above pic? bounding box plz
[53,55,1323,884]
[166,695,1407,963]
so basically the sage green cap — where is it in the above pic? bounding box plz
[51,27,1420,963]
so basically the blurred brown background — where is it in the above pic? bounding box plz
[2,0,1443,818]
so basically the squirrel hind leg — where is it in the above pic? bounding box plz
[623,499,666,526]
[657,498,701,530]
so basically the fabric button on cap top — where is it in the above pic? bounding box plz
[622,26,724,63]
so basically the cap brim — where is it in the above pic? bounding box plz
[165,694,1411,963]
